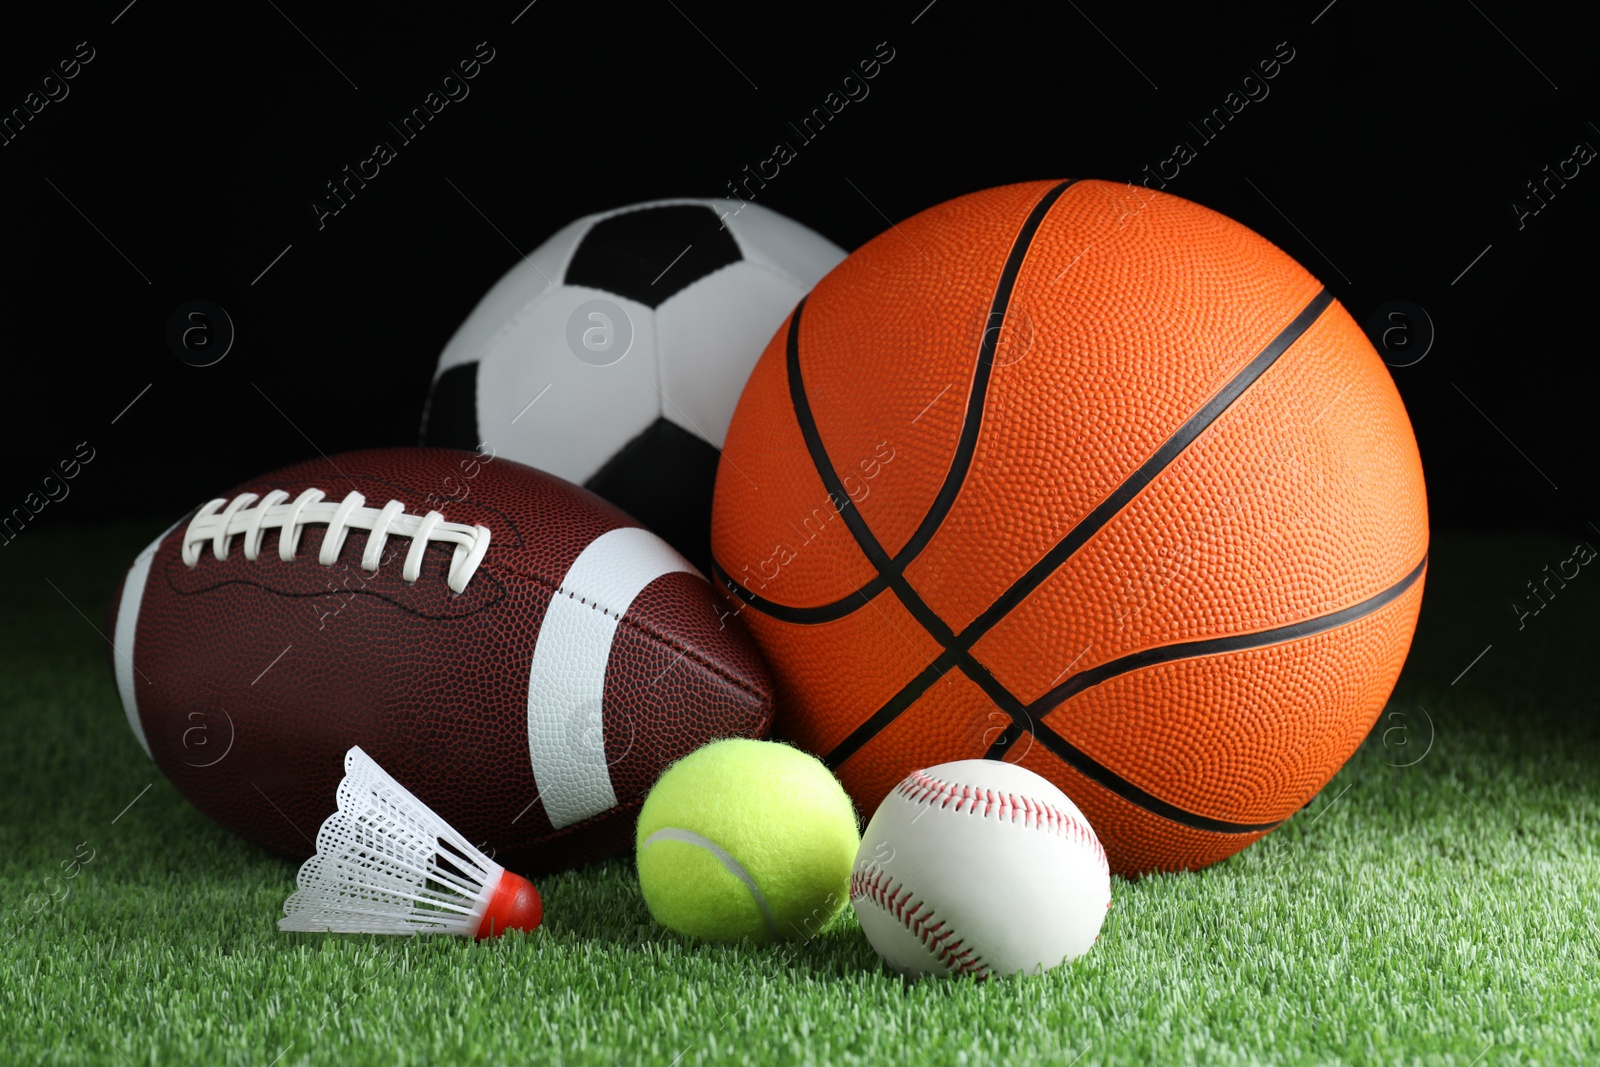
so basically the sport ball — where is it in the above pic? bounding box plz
[711,180,1428,875]
[635,738,859,942]
[107,447,773,872]
[851,760,1111,979]
[421,199,846,572]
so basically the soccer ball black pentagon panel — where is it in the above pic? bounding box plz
[421,199,846,572]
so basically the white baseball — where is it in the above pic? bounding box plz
[851,760,1111,978]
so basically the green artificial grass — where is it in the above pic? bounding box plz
[2,523,1597,1066]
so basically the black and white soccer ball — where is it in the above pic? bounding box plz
[421,199,846,570]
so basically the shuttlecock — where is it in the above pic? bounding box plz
[280,746,542,939]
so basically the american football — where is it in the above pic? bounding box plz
[107,447,773,871]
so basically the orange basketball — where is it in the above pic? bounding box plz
[709,180,1427,875]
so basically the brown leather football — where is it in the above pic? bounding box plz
[107,447,773,872]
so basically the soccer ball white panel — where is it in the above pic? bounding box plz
[718,201,847,291]
[421,198,845,570]
[435,216,594,375]
[474,287,659,486]
[655,262,810,448]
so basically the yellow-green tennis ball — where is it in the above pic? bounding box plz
[636,738,860,943]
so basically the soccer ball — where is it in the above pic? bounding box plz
[421,199,845,570]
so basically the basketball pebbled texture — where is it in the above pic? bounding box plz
[710,180,1428,875]
[109,447,773,872]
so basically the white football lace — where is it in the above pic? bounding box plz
[182,489,491,594]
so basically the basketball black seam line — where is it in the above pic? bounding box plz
[963,288,1335,636]
[783,299,970,656]
[838,556,1427,838]
[710,559,887,622]
[728,194,1352,834]
[710,178,1078,624]
[950,647,1288,836]
[890,178,1079,568]
[1026,553,1429,715]
[817,287,1333,769]
[715,274,1332,634]
[818,286,1381,834]
[829,554,1425,835]
[988,553,1429,837]
[823,650,958,768]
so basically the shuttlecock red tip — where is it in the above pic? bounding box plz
[475,871,543,940]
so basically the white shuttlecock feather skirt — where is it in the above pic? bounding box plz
[280,746,510,936]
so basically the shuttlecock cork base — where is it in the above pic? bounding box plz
[476,868,543,941]
[280,747,542,940]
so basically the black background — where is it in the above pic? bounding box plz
[1,0,1593,541]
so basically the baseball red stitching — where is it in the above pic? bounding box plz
[894,769,1110,874]
[850,866,990,979]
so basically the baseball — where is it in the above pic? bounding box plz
[850,760,1112,978]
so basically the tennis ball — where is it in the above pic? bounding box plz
[636,738,860,943]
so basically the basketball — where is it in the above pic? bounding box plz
[709,179,1428,876]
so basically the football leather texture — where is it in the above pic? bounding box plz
[107,447,773,872]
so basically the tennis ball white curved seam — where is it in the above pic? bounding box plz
[640,826,777,939]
